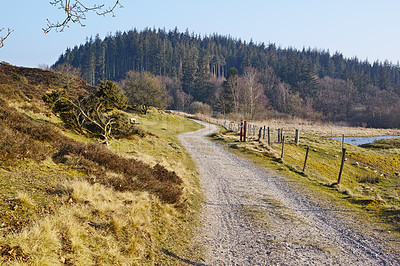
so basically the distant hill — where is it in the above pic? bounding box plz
[0,62,93,101]
[54,28,400,128]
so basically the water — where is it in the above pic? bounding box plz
[330,136,400,146]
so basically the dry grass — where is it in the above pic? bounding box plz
[4,184,165,265]
[0,65,205,264]
[0,162,186,264]
[356,174,381,184]
[0,102,204,264]
[210,116,400,138]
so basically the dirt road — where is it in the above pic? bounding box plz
[179,120,399,265]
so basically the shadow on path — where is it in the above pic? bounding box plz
[161,248,208,266]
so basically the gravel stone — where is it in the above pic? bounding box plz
[179,121,399,265]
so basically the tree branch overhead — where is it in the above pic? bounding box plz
[43,0,123,34]
[0,28,13,48]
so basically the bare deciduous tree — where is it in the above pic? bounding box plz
[120,71,169,114]
[1,1,122,48]
[224,68,240,114]
[52,62,81,87]
[272,83,289,112]
[174,89,193,110]
[0,28,13,48]
[43,0,123,33]
[240,67,264,119]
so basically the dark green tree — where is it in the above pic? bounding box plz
[192,53,214,104]
[181,49,198,95]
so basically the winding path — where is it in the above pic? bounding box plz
[179,120,399,265]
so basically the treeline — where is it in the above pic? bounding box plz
[54,28,400,128]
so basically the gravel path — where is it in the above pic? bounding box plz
[179,120,399,265]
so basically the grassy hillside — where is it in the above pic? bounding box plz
[0,65,204,264]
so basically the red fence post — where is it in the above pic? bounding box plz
[240,120,243,142]
[243,121,247,142]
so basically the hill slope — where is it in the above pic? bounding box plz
[0,64,204,264]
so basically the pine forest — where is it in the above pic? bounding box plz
[54,28,400,128]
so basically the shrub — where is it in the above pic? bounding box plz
[120,71,169,114]
[187,101,212,115]
[357,175,380,184]
[0,100,54,165]
[0,84,27,101]
[107,111,146,138]
[0,126,49,165]
[0,99,60,143]
[53,142,183,204]
[12,73,28,84]
[43,81,128,143]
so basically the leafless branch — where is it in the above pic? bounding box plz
[61,97,114,145]
[0,28,13,48]
[43,0,123,34]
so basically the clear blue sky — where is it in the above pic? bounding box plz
[1,0,400,68]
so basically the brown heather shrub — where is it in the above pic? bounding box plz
[0,98,183,204]
[0,102,53,165]
[357,175,380,184]
[110,163,183,204]
[0,99,61,143]
[0,84,28,102]
[53,142,183,204]
[0,127,50,165]
[0,64,92,101]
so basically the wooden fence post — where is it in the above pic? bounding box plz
[258,127,262,141]
[302,147,309,172]
[337,148,347,184]
[281,136,285,159]
[295,129,299,145]
[278,129,281,143]
[263,126,266,139]
[268,127,271,146]
[342,134,345,150]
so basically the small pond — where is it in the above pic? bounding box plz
[329,136,400,146]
